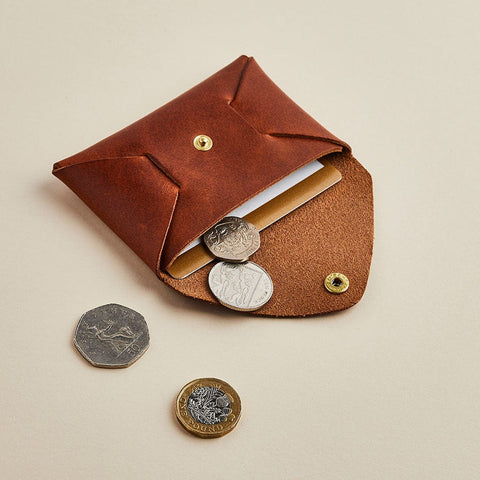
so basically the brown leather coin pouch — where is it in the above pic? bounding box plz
[52,55,373,317]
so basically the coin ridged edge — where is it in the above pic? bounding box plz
[208,261,274,312]
[175,377,241,438]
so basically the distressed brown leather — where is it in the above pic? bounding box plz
[160,150,373,317]
[52,55,373,317]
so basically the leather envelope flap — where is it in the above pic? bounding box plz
[53,55,350,274]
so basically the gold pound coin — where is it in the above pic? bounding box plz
[175,378,241,438]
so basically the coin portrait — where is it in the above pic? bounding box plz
[73,303,149,368]
[203,216,260,262]
[175,378,241,438]
[208,261,273,311]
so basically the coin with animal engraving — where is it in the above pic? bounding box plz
[175,378,241,438]
[203,216,260,262]
[208,261,273,311]
[73,304,149,368]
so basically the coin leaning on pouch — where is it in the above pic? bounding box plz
[204,216,273,311]
[203,216,260,262]
[208,261,273,311]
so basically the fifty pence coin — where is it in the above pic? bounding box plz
[203,216,260,262]
[208,261,273,311]
[175,378,241,438]
[73,303,149,368]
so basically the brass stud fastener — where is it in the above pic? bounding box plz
[193,134,213,151]
[324,272,349,294]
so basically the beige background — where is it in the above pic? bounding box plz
[1,1,479,479]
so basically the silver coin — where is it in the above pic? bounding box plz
[208,261,273,311]
[203,216,260,262]
[187,386,232,425]
[73,304,149,368]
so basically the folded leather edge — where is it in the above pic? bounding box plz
[52,154,179,273]
[230,56,351,152]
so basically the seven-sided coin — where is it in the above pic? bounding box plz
[203,216,260,262]
[73,303,149,368]
[175,378,241,438]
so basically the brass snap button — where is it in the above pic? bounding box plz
[324,273,349,294]
[193,134,213,151]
